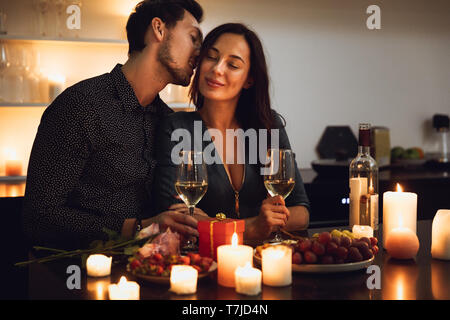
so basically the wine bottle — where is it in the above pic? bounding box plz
[349,123,379,230]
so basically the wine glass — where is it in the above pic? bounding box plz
[263,149,296,243]
[175,151,208,252]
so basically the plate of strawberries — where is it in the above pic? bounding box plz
[127,252,217,284]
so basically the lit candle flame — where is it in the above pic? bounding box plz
[118,276,128,286]
[231,233,238,247]
[396,183,403,192]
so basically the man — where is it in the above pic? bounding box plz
[22,0,204,249]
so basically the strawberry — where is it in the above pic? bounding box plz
[188,253,202,265]
[192,265,202,273]
[153,253,163,262]
[156,265,164,276]
[129,259,142,271]
[178,256,191,265]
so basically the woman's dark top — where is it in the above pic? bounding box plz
[152,111,310,219]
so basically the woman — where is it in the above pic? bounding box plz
[152,23,310,240]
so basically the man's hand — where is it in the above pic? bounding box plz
[142,210,200,238]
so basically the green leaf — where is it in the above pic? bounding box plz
[102,228,120,241]
[123,245,139,256]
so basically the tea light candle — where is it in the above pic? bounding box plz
[352,225,374,239]
[170,265,198,295]
[262,245,292,287]
[235,262,262,296]
[108,276,140,300]
[217,233,253,287]
[382,183,417,247]
[385,227,420,259]
[431,209,450,260]
[349,177,368,227]
[86,254,112,277]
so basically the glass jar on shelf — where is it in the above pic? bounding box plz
[0,41,10,102]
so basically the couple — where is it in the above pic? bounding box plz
[22,0,310,249]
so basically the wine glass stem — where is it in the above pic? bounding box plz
[189,205,195,217]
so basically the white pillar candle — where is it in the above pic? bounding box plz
[382,183,417,247]
[108,276,140,300]
[170,265,198,295]
[431,209,450,260]
[352,225,374,239]
[262,245,292,287]
[349,177,368,227]
[235,262,262,296]
[86,254,112,277]
[217,233,253,288]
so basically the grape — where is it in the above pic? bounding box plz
[359,246,374,260]
[292,252,303,264]
[340,236,351,248]
[318,232,332,244]
[331,236,341,246]
[352,241,369,251]
[335,246,349,260]
[372,245,379,255]
[304,251,318,264]
[334,258,345,264]
[326,242,338,255]
[321,255,334,264]
[298,239,312,252]
[331,229,343,238]
[312,240,326,256]
[348,247,363,262]
[360,237,372,248]
[370,237,378,247]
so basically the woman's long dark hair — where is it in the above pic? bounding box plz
[189,23,277,131]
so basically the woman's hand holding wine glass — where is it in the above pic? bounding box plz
[263,149,296,243]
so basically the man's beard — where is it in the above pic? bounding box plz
[158,36,191,86]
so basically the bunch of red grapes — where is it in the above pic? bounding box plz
[291,232,379,264]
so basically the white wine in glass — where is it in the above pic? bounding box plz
[264,179,295,199]
[176,151,208,252]
[175,181,208,209]
[263,149,296,243]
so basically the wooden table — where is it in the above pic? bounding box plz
[16,220,448,301]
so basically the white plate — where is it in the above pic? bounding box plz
[254,250,374,273]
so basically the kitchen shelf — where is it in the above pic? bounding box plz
[0,176,27,182]
[0,103,48,107]
[0,34,127,45]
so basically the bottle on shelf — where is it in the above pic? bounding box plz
[349,123,379,230]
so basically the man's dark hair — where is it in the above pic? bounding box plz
[126,0,203,55]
